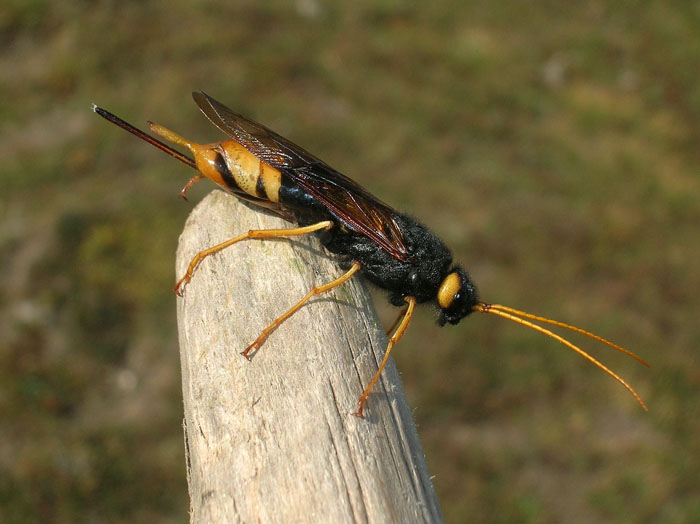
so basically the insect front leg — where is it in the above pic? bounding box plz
[385,304,409,337]
[354,296,416,418]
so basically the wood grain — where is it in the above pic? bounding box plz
[175,191,444,524]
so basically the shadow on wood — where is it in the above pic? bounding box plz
[176,190,444,523]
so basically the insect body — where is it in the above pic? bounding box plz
[94,92,648,416]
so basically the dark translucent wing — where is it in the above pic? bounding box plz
[290,164,410,260]
[193,91,409,260]
[193,91,299,168]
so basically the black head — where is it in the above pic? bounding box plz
[436,266,478,326]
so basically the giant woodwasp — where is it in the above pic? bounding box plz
[94,93,648,416]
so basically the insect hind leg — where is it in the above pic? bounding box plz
[175,220,333,296]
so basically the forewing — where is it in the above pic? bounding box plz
[193,91,410,260]
[291,164,409,260]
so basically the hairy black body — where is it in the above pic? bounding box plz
[277,174,478,324]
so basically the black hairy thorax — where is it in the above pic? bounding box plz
[319,214,454,306]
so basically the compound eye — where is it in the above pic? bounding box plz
[437,272,462,310]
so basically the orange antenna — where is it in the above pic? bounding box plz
[473,302,648,410]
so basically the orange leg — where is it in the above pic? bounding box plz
[179,174,205,201]
[354,296,416,418]
[385,305,409,337]
[174,220,334,296]
[241,261,362,359]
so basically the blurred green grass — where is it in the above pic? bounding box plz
[2,1,699,522]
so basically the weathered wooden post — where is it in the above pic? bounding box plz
[176,191,444,523]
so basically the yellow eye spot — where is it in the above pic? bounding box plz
[437,272,461,309]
